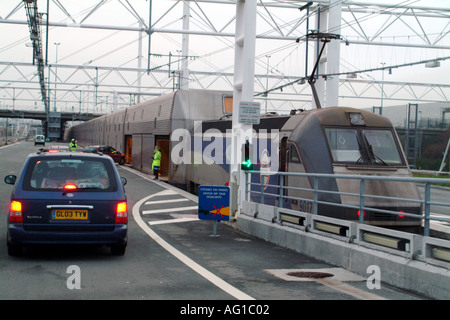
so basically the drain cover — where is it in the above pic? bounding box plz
[287,271,334,279]
[266,268,366,282]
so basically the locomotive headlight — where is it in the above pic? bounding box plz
[348,112,365,126]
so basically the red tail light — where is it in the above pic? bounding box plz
[9,201,23,223]
[64,184,77,191]
[398,211,405,218]
[115,202,128,224]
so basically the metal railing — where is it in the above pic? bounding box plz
[243,170,450,237]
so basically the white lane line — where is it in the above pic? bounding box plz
[0,142,21,149]
[171,214,199,219]
[152,189,178,196]
[142,206,198,215]
[132,191,254,300]
[119,166,199,202]
[145,198,189,205]
[317,278,387,300]
[148,217,198,225]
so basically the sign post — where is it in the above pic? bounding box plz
[238,101,260,125]
[198,186,230,237]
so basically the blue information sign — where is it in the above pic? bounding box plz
[198,186,230,221]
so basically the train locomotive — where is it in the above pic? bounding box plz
[65,89,422,227]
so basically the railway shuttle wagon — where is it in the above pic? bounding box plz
[65,89,422,227]
[65,89,233,186]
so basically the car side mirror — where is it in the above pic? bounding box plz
[121,177,127,186]
[4,175,17,185]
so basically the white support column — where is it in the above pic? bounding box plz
[181,1,190,89]
[325,0,342,108]
[231,0,257,215]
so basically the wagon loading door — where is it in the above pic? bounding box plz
[132,134,154,173]
[125,135,132,164]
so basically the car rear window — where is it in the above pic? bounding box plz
[23,156,117,191]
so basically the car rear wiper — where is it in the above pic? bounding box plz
[77,186,104,191]
[62,186,104,195]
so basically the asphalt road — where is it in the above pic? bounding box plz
[0,141,428,306]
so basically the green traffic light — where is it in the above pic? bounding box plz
[241,140,253,170]
[241,159,253,170]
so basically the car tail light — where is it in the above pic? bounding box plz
[115,202,128,224]
[64,184,77,191]
[398,211,405,218]
[9,201,23,223]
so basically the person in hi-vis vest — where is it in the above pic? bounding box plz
[152,145,161,180]
[69,139,77,152]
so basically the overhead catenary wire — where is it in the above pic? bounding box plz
[256,55,450,97]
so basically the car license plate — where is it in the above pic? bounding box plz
[52,209,88,220]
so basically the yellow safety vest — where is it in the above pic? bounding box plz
[152,150,161,169]
[70,141,77,152]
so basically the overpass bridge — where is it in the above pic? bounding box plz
[0,109,101,122]
[0,109,102,140]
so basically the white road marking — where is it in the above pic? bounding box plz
[132,191,254,300]
[152,189,178,196]
[0,142,21,149]
[148,217,198,225]
[142,206,198,215]
[317,278,387,300]
[171,214,199,219]
[145,198,189,205]
[120,166,199,201]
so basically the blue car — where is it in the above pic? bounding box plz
[5,150,128,256]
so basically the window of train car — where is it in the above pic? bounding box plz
[289,145,302,163]
[362,129,403,165]
[324,128,361,163]
[325,128,403,166]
